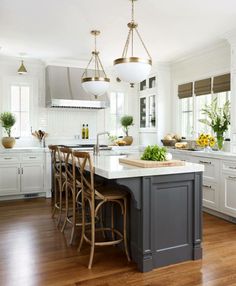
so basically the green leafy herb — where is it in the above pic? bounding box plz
[0,112,16,137]
[141,145,167,161]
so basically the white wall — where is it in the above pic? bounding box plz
[170,41,231,134]
[0,56,137,147]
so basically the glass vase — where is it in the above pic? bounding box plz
[216,132,224,150]
[203,146,211,152]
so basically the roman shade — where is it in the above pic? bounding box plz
[178,82,193,99]
[213,73,230,93]
[194,78,211,96]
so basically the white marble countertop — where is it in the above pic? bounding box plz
[0,147,47,153]
[168,148,236,160]
[91,153,204,179]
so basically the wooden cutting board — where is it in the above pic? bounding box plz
[119,157,185,168]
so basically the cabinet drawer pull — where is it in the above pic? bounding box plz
[228,176,236,180]
[18,168,20,175]
[29,156,37,159]
[199,160,212,165]
[228,166,236,170]
[203,184,212,189]
[4,157,13,160]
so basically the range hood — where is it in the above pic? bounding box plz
[45,65,109,109]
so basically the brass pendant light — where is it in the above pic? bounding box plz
[114,0,152,83]
[18,60,27,75]
[81,30,110,98]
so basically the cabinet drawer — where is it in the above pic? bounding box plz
[222,161,236,174]
[196,157,219,181]
[21,153,44,162]
[202,180,219,210]
[0,155,19,163]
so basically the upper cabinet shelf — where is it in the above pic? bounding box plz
[140,76,156,92]
[139,75,157,131]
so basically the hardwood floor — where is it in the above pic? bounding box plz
[1,199,236,286]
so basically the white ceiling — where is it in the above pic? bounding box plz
[0,0,236,64]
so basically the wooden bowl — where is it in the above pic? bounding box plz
[161,139,176,147]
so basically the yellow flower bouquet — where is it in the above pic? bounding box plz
[196,133,216,149]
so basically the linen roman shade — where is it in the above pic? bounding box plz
[194,78,211,96]
[213,73,230,93]
[178,82,193,99]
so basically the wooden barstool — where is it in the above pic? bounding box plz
[60,147,83,245]
[76,151,131,269]
[48,145,66,226]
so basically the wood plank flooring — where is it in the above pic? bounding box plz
[1,199,236,286]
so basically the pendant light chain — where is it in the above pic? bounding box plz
[131,0,134,56]
[82,30,109,79]
[113,0,152,84]
[135,28,152,60]
[119,0,152,60]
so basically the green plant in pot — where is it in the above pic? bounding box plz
[120,115,134,145]
[0,112,16,148]
[199,98,230,150]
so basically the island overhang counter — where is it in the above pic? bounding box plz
[89,154,204,272]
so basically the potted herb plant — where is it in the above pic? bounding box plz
[0,112,16,148]
[120,115,134,145]
[199,98,230,150]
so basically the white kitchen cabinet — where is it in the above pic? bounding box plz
[21,163,44,193]
[202,180,219,210]
[193,157,220,182]
[0,151,45,198]
[220,160,236,217]
[139,75,157,131]
[0,164,20,195]
[220,174,236,217]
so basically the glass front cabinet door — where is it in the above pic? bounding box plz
[139,76,157,130]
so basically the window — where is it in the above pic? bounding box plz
[195,93,212,135]
[180,97,193,138]
[10,85,31,137]
[196,92,231,136]
[178,74,231,139]
[109,92,125,136]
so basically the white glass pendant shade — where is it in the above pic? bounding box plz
[82,30,110,97]
[114,57,152,83]
[82,77,110,97]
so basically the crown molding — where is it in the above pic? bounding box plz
[224,29,236,45]
[171,40,229,66]
[0,55,44,67]
[43,58,89,68]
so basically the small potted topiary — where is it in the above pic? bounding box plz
[120,115,134,145]
[0,112,16,148]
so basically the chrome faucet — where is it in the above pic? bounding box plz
[94,131,110,155]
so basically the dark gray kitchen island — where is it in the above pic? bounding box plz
[91,154,204,272]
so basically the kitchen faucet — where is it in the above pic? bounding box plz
[94,131,110,155]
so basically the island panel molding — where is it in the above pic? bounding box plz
[116,172,203,272]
